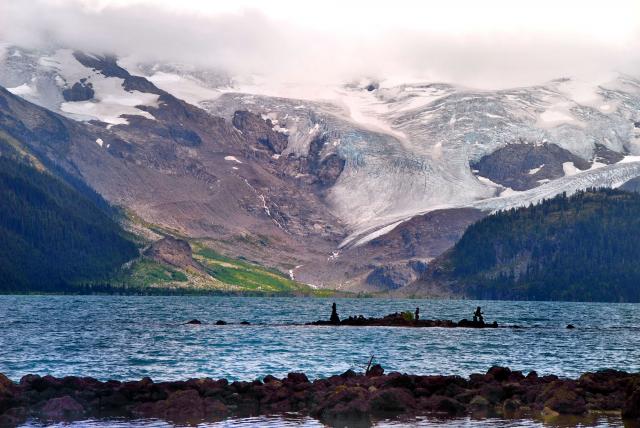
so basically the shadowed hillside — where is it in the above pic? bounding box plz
[0,139,138,292]
[413,189,640,302]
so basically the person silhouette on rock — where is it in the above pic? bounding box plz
[415,307,420,321]
[473,306,484,324]
[330,302,340,324]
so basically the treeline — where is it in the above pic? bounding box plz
[445,188,640,301]
[0,149,138,292]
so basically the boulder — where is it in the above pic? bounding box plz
[262,375,279,384]
[140,389,205,422]
[0,374,12,389]
[487,366,512,382]
[468,395,491,414]
[370,388,416,415]
[40,396,84,419]
[340,369,357,379]
[203,397,228,419]
[286,373,309,384]
[313,386,370,426]
[427,396,466,415]
[144,236,205,274]
[366,364,385,377]
[501,398,523,417]
[0,406,26,426]
[543,386,586,415]
[622,387,640,419]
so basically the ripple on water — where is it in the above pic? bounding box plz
[17,415,628,427]
[1,296,640,382]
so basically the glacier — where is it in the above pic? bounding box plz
[2,45,640,250]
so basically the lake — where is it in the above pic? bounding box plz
[1,296,639,427]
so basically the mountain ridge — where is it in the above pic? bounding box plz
[2,44,640,293]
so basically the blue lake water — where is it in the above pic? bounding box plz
[1,296,639,427]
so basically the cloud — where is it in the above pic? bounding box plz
[1,0,639,89]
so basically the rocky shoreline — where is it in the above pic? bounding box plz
[1,366,640,427]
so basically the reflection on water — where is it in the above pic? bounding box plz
[17,414,634,427]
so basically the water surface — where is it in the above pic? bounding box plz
[2,296,639,427]
[1,296,639,381]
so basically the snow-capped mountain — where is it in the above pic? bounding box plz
[2,43,640,291]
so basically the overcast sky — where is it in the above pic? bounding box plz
[2,0,639,88]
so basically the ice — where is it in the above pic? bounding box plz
[473,161,640,213]
[202,73,640,247]
[95,138,104,147]
[528,165,544,175]
[1,48,160,124]
[224,156,243,164]
[61,99,155,125]
[7,83,34,96]
[144,71,221,105]
[350,219,407,247]
[538,106,579,126]
[562,162,581,176]
[619,155,640,164]
[6,49,640,248]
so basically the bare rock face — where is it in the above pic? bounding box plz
[144,237,204,274]
[366,263,423,290]
[593,144,625,164]
[277,135,345,190]
[297,208,483,293]
[61,81,94,102]
[471,142,593,191]
[232,110,288,154]
[305,135,345,188]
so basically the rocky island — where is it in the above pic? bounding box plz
[307,303,499,328]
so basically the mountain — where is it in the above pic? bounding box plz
[2,44,640,293]
[0,132,138,292]
[0,84,328,295]
[403,189,640,302]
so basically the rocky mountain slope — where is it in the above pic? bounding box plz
[2,43,640,292]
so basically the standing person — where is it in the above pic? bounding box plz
[415,307,420,321]
[330,302,340,324]
[474,306,484,324]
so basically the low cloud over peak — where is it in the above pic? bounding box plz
[2,0,639,89]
